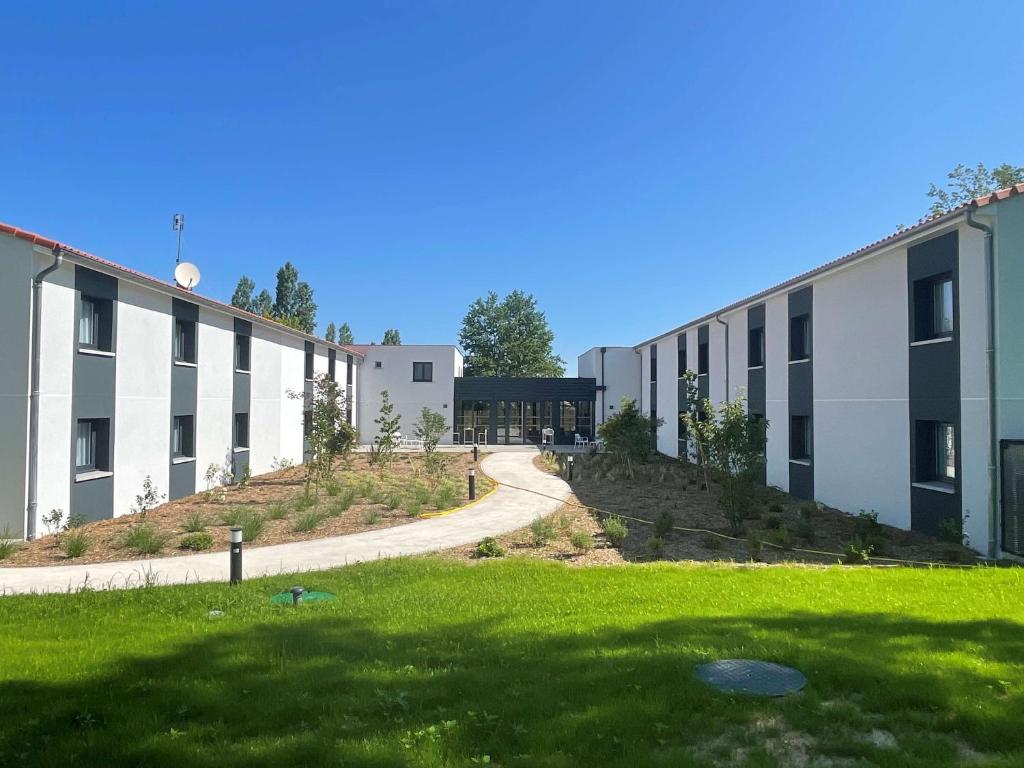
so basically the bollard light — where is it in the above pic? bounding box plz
[291,586,305,605]
[468,468,476,500]
[229,527,243,585]
[567,454,574,482]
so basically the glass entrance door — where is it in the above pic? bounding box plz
[524,401,542,444]
[509,401,523,444]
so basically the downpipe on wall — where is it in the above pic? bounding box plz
[26,247,64,540]
[965,207,998,559]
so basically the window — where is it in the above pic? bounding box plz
[790,314,810,361]
[303,410,313,437]
[374,360,382,369]
[748,327,765,367]
[174,319,197,364]
[413,361,433,382]
[913,274,954,341]
[78,295,113,351]
[234,413,250,449]
[304,348,315,379]
[698,340,709,375]
[916,420,956,483]
[172,415,195,459]
[560,400,577,433]
[650,346,658,382]
[328,351,336,381]
[790,415,811,461]
[235,333,251,372]
[677,346,687,377]
[75,418,110,473]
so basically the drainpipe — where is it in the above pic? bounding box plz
[966,207,998,559]
[715,312,730,401]
[599,346,606,424]
[26,246,64,540]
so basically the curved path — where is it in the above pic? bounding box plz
[0,451,570,596]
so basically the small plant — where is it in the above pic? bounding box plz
[324,476,342,497]
[405,498,423,517]
[747,532,763,562]
[538,452,560,474]
[474,537,506,558]
[122,523,168,555]
[179,532,214,551]
[204,463,221,500]
[701,534,724,551]
[293,492,317,511]
[764,514,783,530]
[267,503,289,520]
[59,530,90,559]
[937,516,965,545]
[239,511,266,542]
[293,510,325,533]
[530,516,557,547]
[570,530,595,553]
[219,507,248,527]
[385,489,404,510]
[653,511,674,538]
[361,508,383,525]
[42,508,65,535]
[842,537,873,565]
[65,512,88,530]
[794,517,815,543]
[183,511,206,533]
[433,482,459,510]
[599,514,628,547]
[330,488,357,515]
[767,526,791,550]
[855,509,881,538]
[646,536,665,559]
[0,526,20,560]
[237,464,252,488]
[271,456,295,471]
[131,476,166,518]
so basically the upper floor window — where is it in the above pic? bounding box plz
[235,333,251,372]
[304,348,315,380]
[697,340,709,375]
[174,319,197,364]
[914,274,954,341]
[79,295,113,352]
[790,314,810,361]
[413,361,433,382]
[650,346,658,382]
[749,327,765,367]
[677,346,687,377]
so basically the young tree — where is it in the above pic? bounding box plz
[927,162,1024,215]
[231,276,256,312]
[338,323,355,345]
[597,398,663,480]
[324,322,337,343]
[414,407,451,480]
[459,290,566,377]
[381,328,401,345]
[371,390,402,470]
[287,374,357,493]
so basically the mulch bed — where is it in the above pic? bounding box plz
[4,452,490,567]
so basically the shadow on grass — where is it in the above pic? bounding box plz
[1,610,1021,767]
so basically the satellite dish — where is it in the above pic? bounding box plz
[174,262,201,290]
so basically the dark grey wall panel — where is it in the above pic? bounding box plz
[70,267,117,521]
[232,318,252,480]
[303,341,314,459]
[169,299,199,500]
[788,287,813,500]
[747,304,766,416]
[697,324,709,401]
[908,231,961,536]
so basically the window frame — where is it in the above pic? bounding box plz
[173,318,198,364]
[234,333,251,372]
[234,412,250,450]
[304,349,315,380]
[412,361,433,382]
[697,341,709,376]
[913,273,955,342]
[789,314,810,361]
[75,417,110,474]
[78,294,113,353]
[748,326,765,367]
[790,414,811,462]
[172,414,195,459]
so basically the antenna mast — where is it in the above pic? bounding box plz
[172,213,185,264]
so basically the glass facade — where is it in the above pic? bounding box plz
[454,398,595,445]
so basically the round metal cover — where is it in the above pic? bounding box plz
[695,659,806,697]
[270,590,336,604]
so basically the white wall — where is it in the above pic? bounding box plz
[195,308,235,488]
[279,335,307,463]
[357,346,461,444]
[655,336,677,455]
[249,323,284,474]
[112,283,172,517]
[764,294,789,490]
[578,346,641,426]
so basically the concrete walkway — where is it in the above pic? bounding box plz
[0,451,570,596]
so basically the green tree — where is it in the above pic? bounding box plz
[927,162,1024,215]
[338,323,354,345]
[597,398,663,480]
[371,390,401,470]
[324,322,337,343]
[230,276,256,312]
[273,262,300,318]
[287,374,357,494]
[293,282,317,334]
[254,289,273,317]
[414,407,451,480]
[459,290,565,377]
[382,328,401,346]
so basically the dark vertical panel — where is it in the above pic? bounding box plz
[346,354,354,424]
[677,333,687,456]
[747,304,767,485]
[232,318,252,480]
[168,299,199,500]
[908,231,961,535]
[697,325,709,401]
[788,287,814,499]
[70,267,117,521]
[303,341,314,460]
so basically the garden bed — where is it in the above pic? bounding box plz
[1,453,492,567]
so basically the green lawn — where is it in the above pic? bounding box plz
[1,560,1021,767]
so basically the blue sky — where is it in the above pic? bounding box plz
[2,2,1022,374]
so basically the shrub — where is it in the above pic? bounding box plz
[355,475,377,499]
[701,534,724,551]
[42,508,65,535]
[240,511,266,542]
[570,530,595,553]
[66,512,88,530]
[538,452,560,474]
[293,510,325,533]
[385,489,404,511]
[219,507,248,527]
[361,508,383,525]
[747,532,763,562]
[0,526,19,560]
[324,477,342,497]
[842,538,873,565]
[122,523,168,555]
[764,514,783,530]
[600,514,628,547]
[799,503,817,520]
[131,475,166,518]
[937,516,964,545]
[329,488,357,516]
[556,512,573,532]
[768,503,785,517]
[433,482,459,510]
[474,537,506,558]
[646,536,665,559]
[855,509,881,538]
[294,492,317,511]
[530,516,557,547]
[183,511,206,533]
[405,499,423,517]
[410,482,433,506]
[59,530,90,559]
[267,503,289,520]
[767,526,791,550]
[653,511,674,538]
[180,532,214,551]
[794,517,815,543]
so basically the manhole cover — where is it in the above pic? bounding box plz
[695,659,806,697]
[270,590,336,605]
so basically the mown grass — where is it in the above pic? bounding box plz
[0,560,1021,767]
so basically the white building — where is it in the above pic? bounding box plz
[577,346,641,428]
[589,185,1024,558]
[0,222,363,539]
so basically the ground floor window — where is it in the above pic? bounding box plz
[916,420,955,483]
[172,415,195,459]
[76,418,110,473]
[790,414,811,461]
